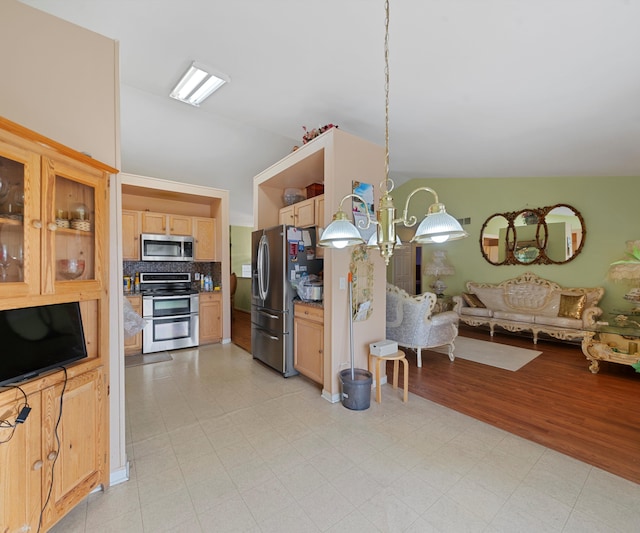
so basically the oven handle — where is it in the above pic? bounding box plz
[256,329,279,341]
[143,312,199,320]
[142,294,198,302]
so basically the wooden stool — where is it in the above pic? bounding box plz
[368,350,408,403]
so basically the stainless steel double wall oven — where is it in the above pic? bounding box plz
[139,272,199,353]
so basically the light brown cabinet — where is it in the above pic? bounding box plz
[278,194,324,229]
[315,195,325,228]
[294,303,324,384]
[122,209,141,260]
[141,211,192,236]
[124,295,143,355]
[0,117,111,532]
[0,387,42,532]
[278,204,295,225]
[193,216,216,261]
[199,292,222,344]
[124,210,217,261]
[40,367,106,527]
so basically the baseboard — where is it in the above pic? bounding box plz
[109,461,130,486]
[322,389,340,403]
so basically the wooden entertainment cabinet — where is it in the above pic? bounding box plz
[0,117,114,532]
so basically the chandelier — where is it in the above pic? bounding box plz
[317,0,468,264]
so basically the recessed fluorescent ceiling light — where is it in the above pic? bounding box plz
[169,62,229,107]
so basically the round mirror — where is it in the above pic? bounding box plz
[480,214,510,265]
[543,204,584,263]
[480,204,585,265]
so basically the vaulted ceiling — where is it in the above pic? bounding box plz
[21,1,640,225]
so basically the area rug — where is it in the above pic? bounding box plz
[125,352,173,368]
[433,336,542,371]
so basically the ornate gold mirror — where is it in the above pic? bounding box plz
[480,204,585,265]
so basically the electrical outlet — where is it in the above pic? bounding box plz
[339,277,346,290]
[194,273,200,281]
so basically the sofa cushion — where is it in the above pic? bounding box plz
[462,292,485,308]
[535,314,583,329]
[471,287,507,311]
[558,293,586,319]
[493,310,535,323]
[460,307,493,318]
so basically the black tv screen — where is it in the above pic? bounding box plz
[0,301,88,387]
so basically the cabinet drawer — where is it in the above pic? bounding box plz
[294,304,323,323]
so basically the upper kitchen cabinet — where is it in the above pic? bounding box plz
[193,216,217,261]
[278,196,320,228]
[122,209,141,260]
[0,117,113,304]
[141,211,192,236]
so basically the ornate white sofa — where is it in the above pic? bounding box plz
[452,272,604,344]
[386,284,459,367]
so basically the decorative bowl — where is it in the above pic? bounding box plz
[57,259,85,280]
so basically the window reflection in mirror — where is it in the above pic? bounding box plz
[480,204,585,265]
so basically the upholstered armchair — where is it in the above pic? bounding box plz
[386,284,459,367]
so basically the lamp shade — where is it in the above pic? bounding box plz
[423,250,455,277]
[317,217,365,249]
[608,240,640,284]
[411,206,468,244]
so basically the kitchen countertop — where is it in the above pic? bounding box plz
[294,298,323,309]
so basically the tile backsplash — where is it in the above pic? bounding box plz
[123,261,221,292]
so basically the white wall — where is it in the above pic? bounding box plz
[0,0,127,486]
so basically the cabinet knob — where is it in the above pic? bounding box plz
[32,460,44,470]
[32,220,42,229]
[47,222,58,231]
[47,451,58,461]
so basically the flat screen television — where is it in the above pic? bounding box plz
[0,301,88,387]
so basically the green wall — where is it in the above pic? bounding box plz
[392,176,639,317]
[230,225,252,312]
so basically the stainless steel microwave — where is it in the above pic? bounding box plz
[141,233,194,261]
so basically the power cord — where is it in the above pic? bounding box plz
[0,383,30,444]
[37,366,68,533]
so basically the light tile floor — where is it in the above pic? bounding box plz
[51,343,640,532]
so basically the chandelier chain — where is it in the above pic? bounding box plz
[382,0,391,195]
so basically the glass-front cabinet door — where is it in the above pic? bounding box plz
[0,140,38,298]
[41,157,105,295]
[0,144,105,298]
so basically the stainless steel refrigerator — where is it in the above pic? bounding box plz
[251,224,323,376]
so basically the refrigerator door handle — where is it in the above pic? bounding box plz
[257,235,269,301]
[256,329,279,341]
[257,310,279,319]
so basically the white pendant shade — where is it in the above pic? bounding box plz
[317,218,365,248]
[411,211,468,244]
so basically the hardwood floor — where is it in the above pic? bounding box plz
[389,326,640,485]
[231,308,251,353]
[230,314,640,485]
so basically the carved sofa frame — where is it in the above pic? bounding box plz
[452,272,604,344]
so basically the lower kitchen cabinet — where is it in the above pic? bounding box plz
[124,295,143,355]
[199,292,222,344]
[294,303,324,384]
[0,366,107,532]
[0,387,42,532]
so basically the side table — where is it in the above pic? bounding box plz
[433,295,453,314]
[581,325,640,374]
